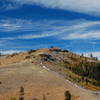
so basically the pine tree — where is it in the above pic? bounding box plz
[64,90,71,100]
[81,53,84,57]
[43,95,46,100]
[19,86,24,100]
[90,53,93,58]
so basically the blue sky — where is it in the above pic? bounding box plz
[0,0,100,58]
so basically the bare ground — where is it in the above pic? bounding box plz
[0,61,99,100]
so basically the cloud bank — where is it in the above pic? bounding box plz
[1,50,21,55]
[62,31,100,40]
[2,0,100,16]
[0,19,100,40]
[84,52,100,59]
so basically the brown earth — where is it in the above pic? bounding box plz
[0,48,100,100]
[0,61,98,100]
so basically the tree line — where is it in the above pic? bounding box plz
[70,61,100,86]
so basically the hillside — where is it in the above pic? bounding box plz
[0,48,100,100]
[0,47,98,66]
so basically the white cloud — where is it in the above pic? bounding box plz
[17,20,100,39]
[1,18,100,40]
[84,52,100,59]
[0,18,71,32]
[3,0,100,16]
[63,31,100,40]
[0,50,21,55]
[17,32,58,39]
[0,19,34,32]
[59,20,100,40]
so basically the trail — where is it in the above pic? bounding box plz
[40,63,100,100]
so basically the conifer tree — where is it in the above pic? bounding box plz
[19,86,24,100]
[64,90,71,100]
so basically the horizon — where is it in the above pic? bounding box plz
[0,0,100,59]
[0,47,99,60]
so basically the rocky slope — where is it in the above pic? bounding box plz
[0,47,98,66]
[0,48,100,100]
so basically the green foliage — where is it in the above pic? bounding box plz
[90,53,93,58]
[20,86,24,96]
[70,61,100,86]
[28,49,36,54]
[89,53,98,60]
[94,57,98,60]
[19,86,24,100]
[81,53,84,57]
[64,90,71,100]
[25,56,31,59]
[10,53,18,57]
[19,97,24,100]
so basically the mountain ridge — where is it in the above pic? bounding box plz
[0,47,99,66]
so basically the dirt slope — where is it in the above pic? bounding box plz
[0,48,99,67]
[0,61,98,100]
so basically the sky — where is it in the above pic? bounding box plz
[0,0,100,59]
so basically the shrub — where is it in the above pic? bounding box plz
[64,90,71,100]
[10,98,17,100]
